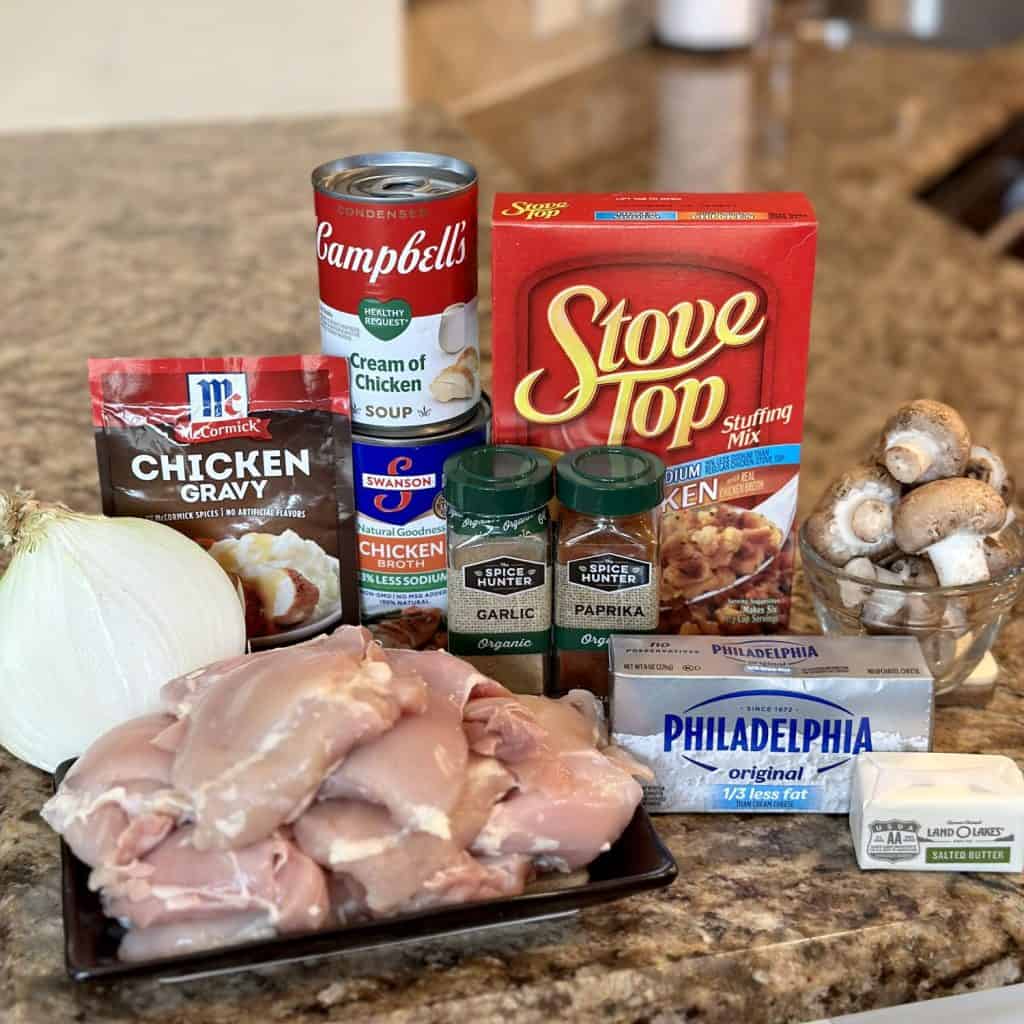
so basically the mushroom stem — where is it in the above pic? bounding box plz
[862,565,907,626]
[925,532,990,587]
[884,435,939,484]
[850,499,893,544]
[839,557,877,608]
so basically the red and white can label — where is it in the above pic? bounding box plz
[315,184,479,432]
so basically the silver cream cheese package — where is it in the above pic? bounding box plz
[850,752,1024,872]
[610,635,934,813]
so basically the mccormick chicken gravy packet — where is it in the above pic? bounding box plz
[610,635,933,813]
[89,355,359,645]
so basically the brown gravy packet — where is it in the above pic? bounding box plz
[89,355,358,646]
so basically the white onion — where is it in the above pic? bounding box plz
[0,491,246,772]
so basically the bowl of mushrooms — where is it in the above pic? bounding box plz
[799,400,1023,697]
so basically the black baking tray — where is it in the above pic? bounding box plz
[55,760,677,983]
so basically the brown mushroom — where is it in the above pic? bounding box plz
[887,555,939,588]
[965,445,1015,506]
[804,464,901,566]
[858,564,907,628]
[983,533,1022,579]
[836,557,916,627]
[886,555,942,628]
[837,557,878,609]
[876,400,970,485]
[893,478,1006,586]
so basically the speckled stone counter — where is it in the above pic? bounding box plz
[4,38,1024,1024]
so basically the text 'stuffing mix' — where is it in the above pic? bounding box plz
[491,193,817,636]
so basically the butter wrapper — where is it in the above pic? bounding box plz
[610,635,934,814]
[850,752,1024,872]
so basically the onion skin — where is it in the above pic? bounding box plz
[0,492,247,772]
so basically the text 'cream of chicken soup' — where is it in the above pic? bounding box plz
[610,635,934,813]
[314,152,479,436]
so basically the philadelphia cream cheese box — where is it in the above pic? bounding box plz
[610,635,934,813]
[850,752,1024,872]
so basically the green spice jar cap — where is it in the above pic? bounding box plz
[555,446,665,516]
[444,445,553,516]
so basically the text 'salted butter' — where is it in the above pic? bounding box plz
[850,752,1024,872]
[610,635,934,813]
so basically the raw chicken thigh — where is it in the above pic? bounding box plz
[97,825,328,960]
[42,626,646,962]
[468,693,649,871]
[297,754,516,917]
[40,713,184,869]
[318,688,469,838]
[163,629,426,850]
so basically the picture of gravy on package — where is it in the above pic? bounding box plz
[491,193,817,635]
[89,355,359,646]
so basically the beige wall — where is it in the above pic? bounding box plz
[0,1,404,133]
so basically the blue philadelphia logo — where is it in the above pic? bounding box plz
[662,688,872,777]
[711,640,819,665]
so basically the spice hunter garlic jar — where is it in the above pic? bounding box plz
[444,445,554,695]
[352,397,489,621]
[554,446,665,701]
[491,193,816,637]
[313,152,480,436]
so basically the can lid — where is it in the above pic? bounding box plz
[555,446,665,516]
[444,445,553,516]
[313,152,477,203]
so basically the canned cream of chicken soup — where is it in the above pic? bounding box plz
[353,397,490,618]
[313,151,480,437]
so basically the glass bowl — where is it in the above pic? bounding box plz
[798,520,1024,697]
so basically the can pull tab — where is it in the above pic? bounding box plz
[373,175,441,198]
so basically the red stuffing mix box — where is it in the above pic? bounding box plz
[491,193,817,635]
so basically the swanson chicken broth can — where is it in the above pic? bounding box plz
[313,152,480,436]
[353,397,490,619]
[491,193,817,637]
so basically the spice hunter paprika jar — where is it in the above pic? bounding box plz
[313,152,479,436]
[352,397,489,621]
[444,445,554,695]
[554,446,665,701]
[491,193,816,636]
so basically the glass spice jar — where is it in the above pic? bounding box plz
[553,446,665,702]
[444,445,554,695]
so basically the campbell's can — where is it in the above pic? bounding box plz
[313,152,479,436]
[353,396,490,620]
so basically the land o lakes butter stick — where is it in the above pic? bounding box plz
[850,752,1024,872]
[610,635,934,813]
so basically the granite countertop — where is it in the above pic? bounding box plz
[4,36,1024,1024]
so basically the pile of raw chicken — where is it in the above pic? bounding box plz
[42,627,648,962]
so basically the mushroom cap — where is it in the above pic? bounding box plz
[965,444,1015,504]
[983,532,1022,578]
[877,399,970,483]
[805,463,901,565]
[893,478,1007,554]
